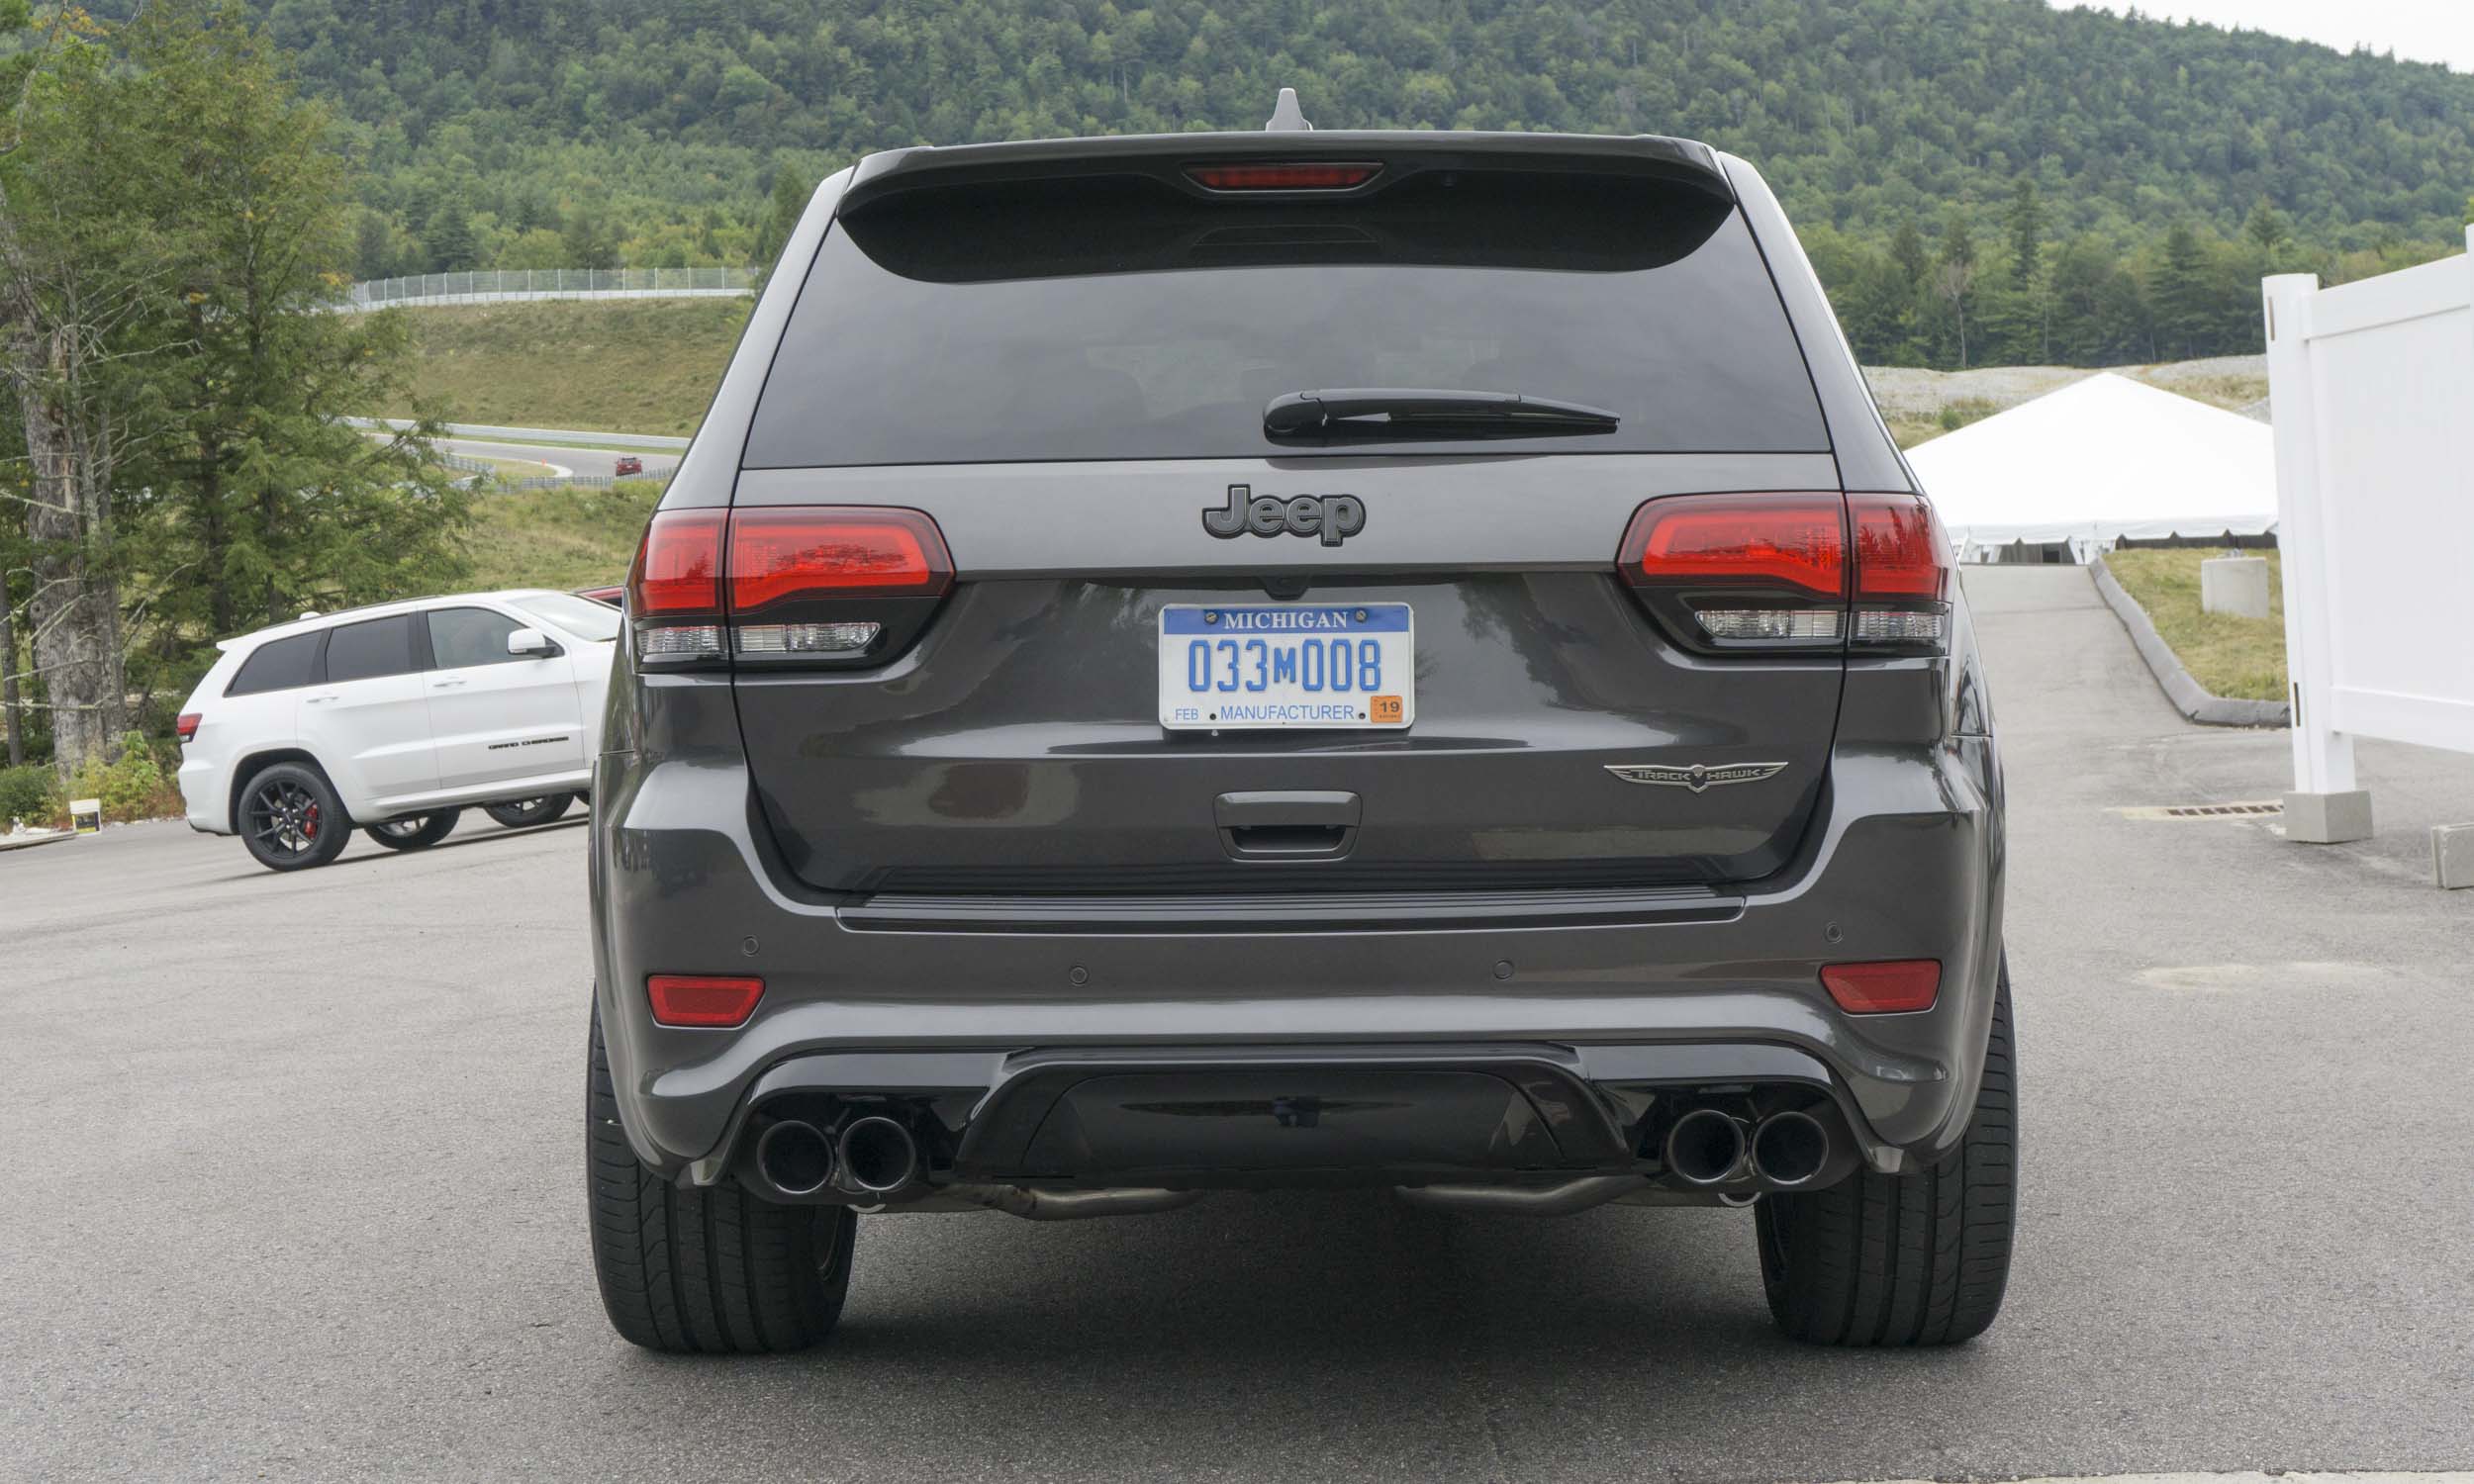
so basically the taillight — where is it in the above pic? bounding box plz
[1618,493,1848,650]
[1617,492,1951,654]
[624,506,954,667]
[625,510,726,664]
[1186,161,1381,192]
[1820,960,1942,1014]
[1848,493,1951,651]
[175,712,202,743]
[646,974,765,1028]
[727,507,952,662]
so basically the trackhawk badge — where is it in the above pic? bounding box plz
[1605,761,1789,793]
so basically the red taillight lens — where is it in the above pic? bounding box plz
[175,712,202,743]
[1187,161,1381,192]
[628,510,725,617]
[1850,494,1950,601]
[1620,494,1848,599]
[646,974,765,1028]
[726,508,953,613]
[1821,960,1942,1014]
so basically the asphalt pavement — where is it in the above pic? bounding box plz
[436,436,680,482]
[4,565,2471,1481]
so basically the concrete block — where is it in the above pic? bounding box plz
[2283,789,2373,844]
[2434,824,2474,889]
[2200,556,2272,619]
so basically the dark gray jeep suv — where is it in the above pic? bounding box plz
[586,105,2013,1353]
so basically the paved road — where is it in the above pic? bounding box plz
[5,566,2471,1481]
[437,436,680,482]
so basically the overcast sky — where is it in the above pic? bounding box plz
[2052,1,2474,72]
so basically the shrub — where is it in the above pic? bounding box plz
[0,763,60,830]
[65,732,186,824]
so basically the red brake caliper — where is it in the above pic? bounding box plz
[304,803,320,841]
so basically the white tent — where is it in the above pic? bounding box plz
[1903,372,2278,562]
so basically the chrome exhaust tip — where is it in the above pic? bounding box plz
[836,1115,922,1195]
[753,1119,836,1197]
[1663,1107,1748,1187]
[1751,1109,1831,1188]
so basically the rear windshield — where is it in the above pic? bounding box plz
[744,170,1827,468]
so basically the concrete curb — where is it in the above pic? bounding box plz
[2090,556,2290,728]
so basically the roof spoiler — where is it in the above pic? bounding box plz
[839,124,1735,218]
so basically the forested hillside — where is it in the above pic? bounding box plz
[264,0,2474,368]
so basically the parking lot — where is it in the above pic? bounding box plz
[5,565,2472,1482]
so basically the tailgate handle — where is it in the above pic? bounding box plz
[1214,790,1360,861]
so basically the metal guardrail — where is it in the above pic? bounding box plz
[346,267,756,311]
[348,417,692,452]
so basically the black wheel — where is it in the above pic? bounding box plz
[587,1002,854,1353]
[238,762,352,872]
[1756,958,2017,1346]
[486,794,572,829]
[363,809,460,851]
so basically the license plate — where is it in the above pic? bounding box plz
[1158,603,1414,730]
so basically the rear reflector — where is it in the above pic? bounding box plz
[1820,960,1942,1014]
[175,712,202,743]
[727,508,952,612]
[647,974,765,1028]
[1187,161,1380,192]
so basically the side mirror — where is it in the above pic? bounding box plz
[507,627,559,658]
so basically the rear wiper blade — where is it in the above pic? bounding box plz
[1264,388,1622,441]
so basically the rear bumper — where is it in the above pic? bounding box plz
[590,733,2004,1188]
[177,755,230,835]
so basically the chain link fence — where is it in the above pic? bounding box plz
[346,267,757,311]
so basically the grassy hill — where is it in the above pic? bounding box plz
[390,299,748,437]
[457,482,665,594]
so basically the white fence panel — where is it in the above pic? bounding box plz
[2261,226,2474,847]
[344,266,756,310]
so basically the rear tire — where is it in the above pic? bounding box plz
[1756,957,2017,1346]
[586,1002,855,1353]
[486,794,572,828]
[238,762,352,872]
[363,810,460,850]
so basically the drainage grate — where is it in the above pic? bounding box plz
[2114,800,2285,821]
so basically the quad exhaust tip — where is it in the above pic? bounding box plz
[1751,1109,1832,1188]
[753,1119,836,1197]
[1663,1107,1748,1186]
[837,1115,922,1194]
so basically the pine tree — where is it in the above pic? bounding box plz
[2150,223,2213,359]
[117,1,470,646]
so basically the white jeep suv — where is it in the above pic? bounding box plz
[174,590,618,871]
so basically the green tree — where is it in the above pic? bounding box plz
[423,200,474,272]
[1930,213,1980,369]
[0,4,143,775]
[753,165,809,277]
[2149,223,2214,360]
[119,2,470,654]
